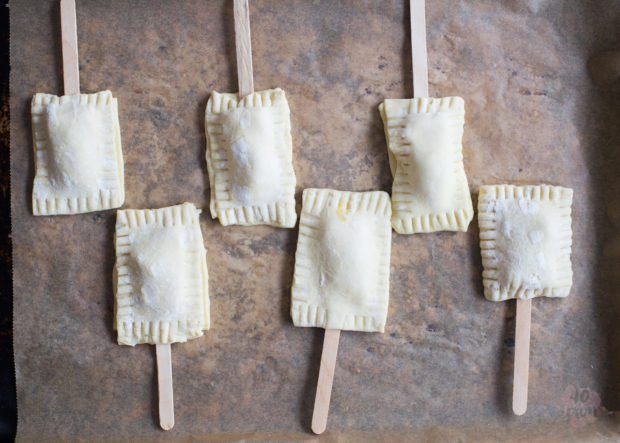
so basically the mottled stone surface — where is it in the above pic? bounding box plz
[10,0,620,440]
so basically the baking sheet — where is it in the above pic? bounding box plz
[10,0,620,440]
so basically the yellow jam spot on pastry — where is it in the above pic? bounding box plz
[336,201,347,222]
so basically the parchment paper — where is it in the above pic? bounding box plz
[10,0,620,441]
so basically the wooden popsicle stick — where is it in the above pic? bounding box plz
[60,0,80,95]
[156,344,175,430]
[410,0,428,98]
[234,0,254,98]
[513,298,532,415]
[311,329,341,435]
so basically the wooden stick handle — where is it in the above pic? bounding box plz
[513,298,532,415]
[311,329,341,434]
[60,0,80,95]
[410,0,428,97]
[156,344,175,430]
[234,0,254,98]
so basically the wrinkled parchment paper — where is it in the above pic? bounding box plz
[11,0,620,440]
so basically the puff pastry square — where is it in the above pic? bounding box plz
[291,189,392,332]
[205,88,297,227]
[379,97,473,234]
[478,184,573,301]
[114,203,209,346]
[31,91,124,215]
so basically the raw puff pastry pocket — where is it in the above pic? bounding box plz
[31,91,124,215]
[205,88,297,227]
[379,97,473,234]
[478,184,573,301]
[114,203,209,346]
[291,189,392,332]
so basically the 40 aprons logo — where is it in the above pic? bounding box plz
[561,385,610,427]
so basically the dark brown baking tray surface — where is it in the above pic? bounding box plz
[10,1,620,441]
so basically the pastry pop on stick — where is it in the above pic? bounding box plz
[204,0,297,228]
[378,0,473,234]
[478,184,573,415]
[291,189,392,433]
[114,203,210,430]
[31,0,124,216]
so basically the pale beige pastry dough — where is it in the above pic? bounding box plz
[379,97,473,234]
[205,88,297,227]
[31,91,124,215]
[114,203,209,346]
[478,184,573,301]
[291,189,391,332]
